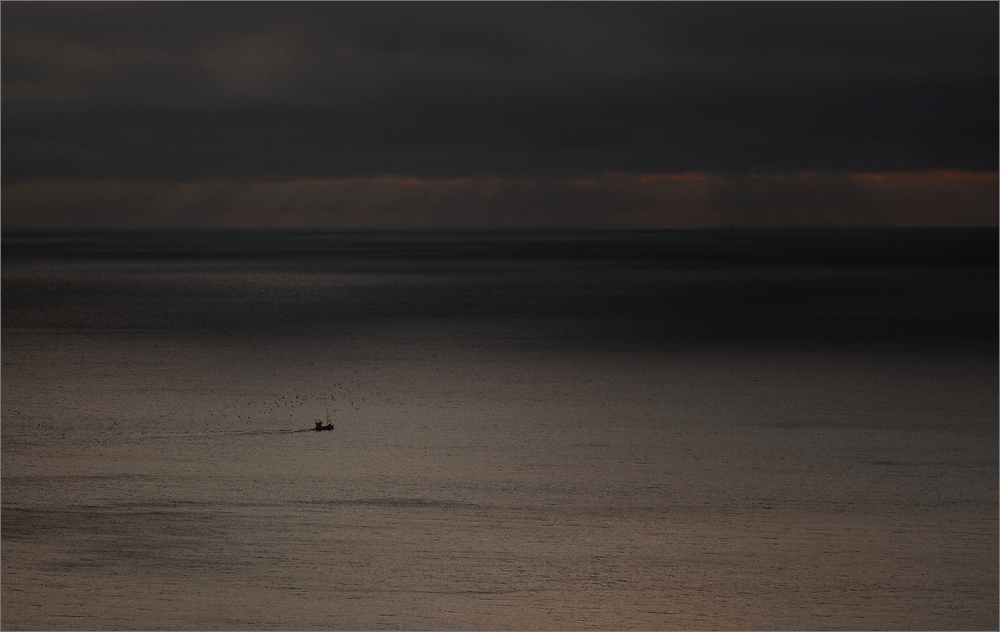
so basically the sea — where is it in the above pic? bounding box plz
[2,228,997,631]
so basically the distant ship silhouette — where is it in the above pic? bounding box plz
[314,412,334,431]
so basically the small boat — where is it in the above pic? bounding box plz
[314,413,334,432]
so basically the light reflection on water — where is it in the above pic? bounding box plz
[2,230,997,630]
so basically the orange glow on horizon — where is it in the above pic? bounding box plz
[640,172,714,183]
[7,168,993,230]
[848,170,999,184]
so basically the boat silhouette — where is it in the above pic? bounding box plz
[314,412,334,431]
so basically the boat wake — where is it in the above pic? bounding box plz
[134,427,331,441]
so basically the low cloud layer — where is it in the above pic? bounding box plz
[4,171,995,230]
[2,3,996,228]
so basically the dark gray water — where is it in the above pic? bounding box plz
[2,229,997,630]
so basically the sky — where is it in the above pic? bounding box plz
[2,2,997,230]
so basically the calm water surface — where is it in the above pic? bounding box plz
[2,230,997,630]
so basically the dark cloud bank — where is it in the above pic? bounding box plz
[2,2,997,228]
